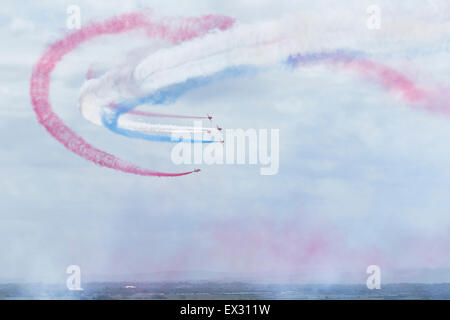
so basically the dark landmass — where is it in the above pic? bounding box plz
[1,282,450,300]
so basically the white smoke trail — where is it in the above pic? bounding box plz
[79,12,450,135]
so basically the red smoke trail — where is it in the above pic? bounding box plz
[349,59,428,103]
[292,52,449,114]
[348,59,450,114]
[30,12,234,177]
[85,64,104,80]
[107,103,209,120]
[127,110,209,120]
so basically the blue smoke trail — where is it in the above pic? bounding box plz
[286,49,364,68]
[101,66,256,143]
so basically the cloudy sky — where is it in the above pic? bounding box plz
[1,0,449,284]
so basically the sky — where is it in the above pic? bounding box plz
[1,0,450,284]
